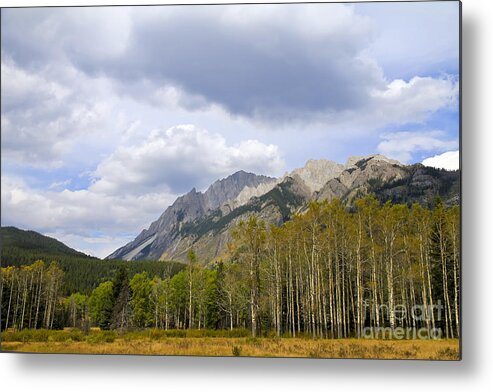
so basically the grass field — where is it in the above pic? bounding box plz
[0,329,460,359]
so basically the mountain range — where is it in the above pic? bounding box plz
[107,154,460,264]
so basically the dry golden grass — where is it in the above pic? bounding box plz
[1,336,460,360]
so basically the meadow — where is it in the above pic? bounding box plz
[1,329,460,360]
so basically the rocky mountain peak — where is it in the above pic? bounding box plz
[203,170,276,211]
[317,154,407,203]
[345,154,403,168]
[107,170,275,261]
[288,159,345,193]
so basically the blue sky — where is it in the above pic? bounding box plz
[1,2,460,257]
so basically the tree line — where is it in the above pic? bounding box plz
[1,250,184,296]
[1,196,460,339]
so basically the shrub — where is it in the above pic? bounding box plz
[2,329,51,342]
[148,328,166,340]
[85,330,118,343]
[232,345,242,356]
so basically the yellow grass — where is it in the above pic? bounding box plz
[1,336,460,360]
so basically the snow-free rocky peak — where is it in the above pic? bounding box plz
[288,159,345,193]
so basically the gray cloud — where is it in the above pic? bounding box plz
[2,5,385,123]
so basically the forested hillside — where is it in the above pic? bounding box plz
[1,226,93,259]
[1,227,184,295]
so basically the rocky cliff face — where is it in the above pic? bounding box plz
[203,170,276,211]
[289,159,345,193]
[316,155,459,207]
[107,171,275,260]
[107,155,460,263]
[317,155,407,203]
[165,175,312,263]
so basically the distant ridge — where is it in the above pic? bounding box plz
[1,226,93,260]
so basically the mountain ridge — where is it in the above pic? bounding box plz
[0,226,94,260]
[107,155,460,263]
[107,170,276,260]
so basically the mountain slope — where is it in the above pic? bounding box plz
[157,175,312,264]
[107,171,276,261]
[316,156,459,207]
[1,226,92,259]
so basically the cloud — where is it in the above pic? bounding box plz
[1,5,378,124]
[1,174,178,255]
[1,57,122,167]
[1,4,459,147]
[48,179,72,190]
[70,5,383,121]
[369,76,458,125]
[354,1,460,79]
[44,231,133,259]
[422,150,459,171]
[90,124,284,195]
[377,130,458,163]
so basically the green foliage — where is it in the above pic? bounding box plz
[2,250,184,296]
[129,271,153,327]
[85,330,118,344]
[1,328,85,343]
[88,281,114,330]
[187,248,197,264]
[63,292,89,329]
[111,266,131,331]
[1,261,64,331]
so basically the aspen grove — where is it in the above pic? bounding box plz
[0,196,460,340]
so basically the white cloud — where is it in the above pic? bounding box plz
[48,179,72,190]
[367,76,458,126]
[1,174,178,256]
[1,57,128,168]
[377,130,458,163]
[290,75,458,135]
[90,124,284,195]
[44,232,133,259]
[422,150,459,171]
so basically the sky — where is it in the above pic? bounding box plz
[1,1,460,257]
